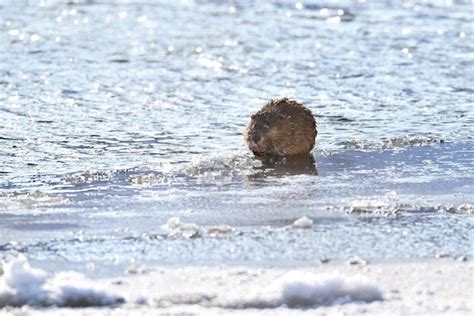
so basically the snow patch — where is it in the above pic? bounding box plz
[0,255,48,307]
[277,271,382,308]
[48,271,124,307]
[0,256,123,308]
[220,271,383,309]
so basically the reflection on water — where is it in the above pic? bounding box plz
[249,155,317,180]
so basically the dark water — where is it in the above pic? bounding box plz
[0,0,473,276]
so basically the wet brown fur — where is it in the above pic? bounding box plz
[244,98,317,156]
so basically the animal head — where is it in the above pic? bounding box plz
[244,98,317,156]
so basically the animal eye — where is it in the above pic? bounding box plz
[251,114,256,120]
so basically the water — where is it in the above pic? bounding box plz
[0,0,473,277]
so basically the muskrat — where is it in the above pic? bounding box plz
[244,98,317,156]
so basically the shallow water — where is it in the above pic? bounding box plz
[0,0,473,277]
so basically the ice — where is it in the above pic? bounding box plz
[206,224,234,235]
[346,198,393,214]
[0,255,48,307]
[0,256,123,308]
[220,271,383,309]
[48,271,124,307]
[0,191,69,212]
[277,272,383,308]
[163,217,235,238]
[0,261,471,314]
[292,216,313,229]
[164,217,201,238]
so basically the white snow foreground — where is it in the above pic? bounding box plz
[2,257,471,315]
[0,256,123,308]
[0,256,381,310]
[216,271,382,309]
[278,271,382,307]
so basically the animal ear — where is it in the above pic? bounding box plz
[251,114,256,119]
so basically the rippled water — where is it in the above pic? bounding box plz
[0,0,473,275]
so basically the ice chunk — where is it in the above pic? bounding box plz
[164,217,201,238]
[0,256,123,308]
[163,217,235,238]
[278,271,382,308]
[49,271,124,307]
[292,216,313,229]
[206,224,234,235]
[0,255,48,306]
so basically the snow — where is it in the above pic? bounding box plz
[48,271,124,307]
[0,256,123,308]
[278,272,383,307]
[0,257,472,315]
[0,255,49,307]
[292,216,313,229]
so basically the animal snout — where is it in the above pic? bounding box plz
[251,133,261,143]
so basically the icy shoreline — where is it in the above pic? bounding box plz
[0,257,472,315]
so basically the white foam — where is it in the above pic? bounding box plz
[277,271,382,308]
[0,256,123,308]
